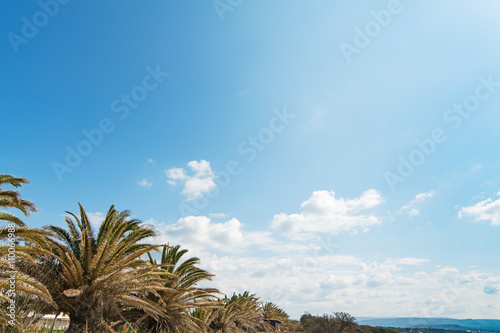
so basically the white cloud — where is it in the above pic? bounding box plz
[367,271,393,287]
[271,189,384,234]
[146,158,155,166]
[320,275,356,290]
[86,212,105,227]
[159,216,250,251]
[190,250,494,319]
[460,272,481,284]
[166,167,187,183]
[400,190,435,217]
[136,179,152,188]
[391,258,430,266]
[154,215,303,255]
[415,191,435,201]
[458,192,500,226]
[438,267,460,276]
[146,211,500,319]
[139,186,499,320]
[166,160,216,200]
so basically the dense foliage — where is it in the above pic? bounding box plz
[300,312,357,333]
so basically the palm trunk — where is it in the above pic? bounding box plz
[66,321,87,333]
[66,311,91,333]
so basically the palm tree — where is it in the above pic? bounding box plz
[12,203,170,332]
[123,244,220,332]
[261,302,289,331]
[209,292,271,333]
[0,246,57,331]
[0,174,50,247]
[0,174,55,330]
[192,307,222,333]
[0,174,37,227]
[206,302,239,333]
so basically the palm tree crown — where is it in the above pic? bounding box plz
[0,174,37,227]
[15,203,169,332]
[125,244,220,332]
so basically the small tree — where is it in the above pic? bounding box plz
[333,312,357,333]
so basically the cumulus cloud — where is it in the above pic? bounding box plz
[146,158,155,166]
[271,189,384,234]
[458,192,500,226]
[145,212,500,319]
[194,250,464,318]
[166,168,187,184]
[367,271,393,287]
[400,190,435,217]
[159,216,249,251]
[321,275,356,290]
[136,179,152,188]
[166,160,216,200]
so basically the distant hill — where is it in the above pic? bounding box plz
[356,318,500,332]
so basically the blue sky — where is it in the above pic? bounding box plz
[2,0,500,319]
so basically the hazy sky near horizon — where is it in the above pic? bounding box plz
[2,0,500,319]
